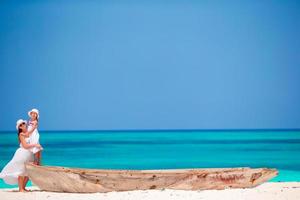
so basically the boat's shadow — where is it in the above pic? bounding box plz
[6,189,45,193]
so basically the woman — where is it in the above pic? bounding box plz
[0,119,41,192]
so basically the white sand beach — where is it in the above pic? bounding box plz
[1,182,300,200]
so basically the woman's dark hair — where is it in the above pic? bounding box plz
[18,128,22,143]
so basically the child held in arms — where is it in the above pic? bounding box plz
[28,108,43,165]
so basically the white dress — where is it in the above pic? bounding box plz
[0,135,34,185]
[28,121,41,154]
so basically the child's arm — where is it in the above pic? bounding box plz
[26,123,37,136]
[31,120,38,126]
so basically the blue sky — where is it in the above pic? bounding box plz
[0,0,299,131]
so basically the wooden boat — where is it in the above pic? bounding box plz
[25,163,278,193]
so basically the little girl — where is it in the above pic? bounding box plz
[28,108,42,165]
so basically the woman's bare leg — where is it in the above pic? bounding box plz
[23,176,29,191]
[18,176,25,192]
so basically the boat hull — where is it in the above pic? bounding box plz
[25,164,278,193]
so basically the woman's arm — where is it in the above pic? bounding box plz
[19,135,40,149]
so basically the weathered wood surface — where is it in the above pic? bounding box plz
[25,163,278,193]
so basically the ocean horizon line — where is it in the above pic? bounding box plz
[0,128,300,133]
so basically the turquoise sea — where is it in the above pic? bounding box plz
[0,130,300,188]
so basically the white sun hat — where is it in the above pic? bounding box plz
[28,108,39,119]
[16,119,27,130]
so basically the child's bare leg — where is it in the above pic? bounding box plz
[33,154,37,165]
[34,153,38,165]
[38,151,42,165]
[35,151,41,165]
